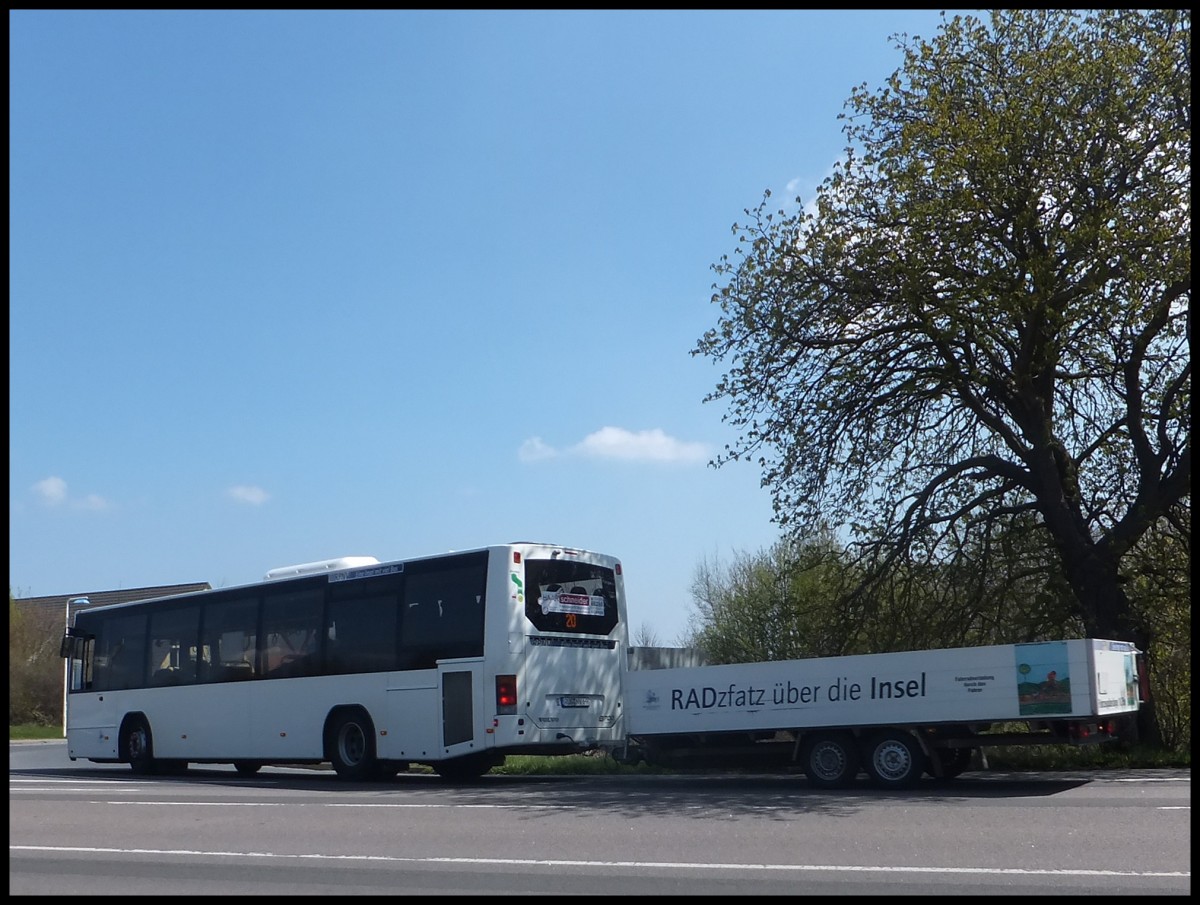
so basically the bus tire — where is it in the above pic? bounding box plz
[800,732,860,788]
[122,716,157,775]
[862,729,925,790]
[234,761,263,776]
[327,709,377,781]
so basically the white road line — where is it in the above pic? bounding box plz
[8,845,1189,878]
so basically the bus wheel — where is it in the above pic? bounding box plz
[234,761,263,776]
[863,729,926,790]
[801,732,859,788]
[328,710,377,781]
[122,717,157,775]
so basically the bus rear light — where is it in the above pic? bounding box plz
[496,675,518,714]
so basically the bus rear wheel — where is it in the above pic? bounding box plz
[328,710,378,781]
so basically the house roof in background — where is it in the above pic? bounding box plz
[12,583,213,617]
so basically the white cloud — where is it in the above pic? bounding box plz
[30,476,111,510]
[519,427,710,465]
[32,476,68,505]
[518,437,558,463]
[227,484,270,505]
[576,426,709,462]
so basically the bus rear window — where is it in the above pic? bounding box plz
[523,559,618,635]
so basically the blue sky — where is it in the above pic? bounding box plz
[10,9,956,644]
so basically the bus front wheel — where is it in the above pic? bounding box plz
[122,717,157,775]
[327,710,378,781]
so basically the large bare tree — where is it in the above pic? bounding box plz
[694,11,1189,655]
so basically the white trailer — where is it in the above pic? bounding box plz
[622,638,1141,789]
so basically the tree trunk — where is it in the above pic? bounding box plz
[1059,542,1162,746]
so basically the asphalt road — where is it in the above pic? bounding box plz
[9,740,1191,895]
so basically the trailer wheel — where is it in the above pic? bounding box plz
[863,729,926,790]
[801,732,860,788]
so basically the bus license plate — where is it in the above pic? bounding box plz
[558,696,590,709]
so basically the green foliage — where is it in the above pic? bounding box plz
[9,595,65,726]
[692,9,1189,730]
[10,724,66,740]
[492,753,665,776]
[686,538,837,662]
[687,533,894,661]
[1122,517,1191,751]
[844,514,1088,653]
[686,524,1091,664]
[982,742,1189,771]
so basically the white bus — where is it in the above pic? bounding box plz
[59,542,627,780]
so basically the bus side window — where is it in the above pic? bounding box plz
[82,637,95,691]
[108,642,133,690]
[148,606,200,686]
[64,633,95,693]
[69,617,100,691]
[195,645,212,682]
[96,612,149,690]
[200,595,259,682]
[326,579,401,675]
[262,588,323,678]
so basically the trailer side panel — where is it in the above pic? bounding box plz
[624,639,1139,737]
